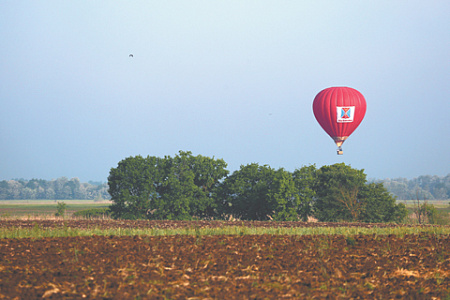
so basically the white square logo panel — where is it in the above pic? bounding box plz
[336,106,355,123]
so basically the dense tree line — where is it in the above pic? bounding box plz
[108,151,228,220]
[0,177,110,200]
[373,175,450,200]
[108,151,407,222]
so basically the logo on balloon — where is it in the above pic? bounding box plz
[336,106,355,123]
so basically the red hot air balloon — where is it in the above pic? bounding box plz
[312,87,366,155]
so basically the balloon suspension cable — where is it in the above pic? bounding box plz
[337,146,343,155]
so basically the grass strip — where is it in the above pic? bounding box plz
[0,225,449,239]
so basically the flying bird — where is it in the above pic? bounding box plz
[129,54,134,57]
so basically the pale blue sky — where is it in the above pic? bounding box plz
[1,1,449,182]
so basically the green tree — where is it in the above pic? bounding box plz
[217,164,303,221]
[359,183,407,223]
[108,155,161,219]
[217,164,274,220]
[154,151,228,220]
[292,165,317,221]
[182,152,229,218]
[156,153,195,220]
[55,201,67,217]
[268,168,304,221]
[108,151,228,220]
[312,163,407,223]
[313,163,366,222]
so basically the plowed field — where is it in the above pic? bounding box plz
[1,220,449,299]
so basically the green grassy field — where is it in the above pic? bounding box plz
[0,200,111,218]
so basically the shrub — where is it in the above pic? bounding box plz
[55,202,67,217]
[424,204,449,225]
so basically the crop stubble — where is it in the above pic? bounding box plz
[0,220,449,299]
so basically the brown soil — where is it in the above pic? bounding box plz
[0,221,449,299]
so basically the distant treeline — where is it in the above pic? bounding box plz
[0,177,110,200]
[373,174,450,200]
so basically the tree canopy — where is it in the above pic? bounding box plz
[108,154,407,223]
[312,163,407,223]
[108,151,228,220]
[216,164,316,221]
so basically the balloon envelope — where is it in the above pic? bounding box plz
[312,87,366,154]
